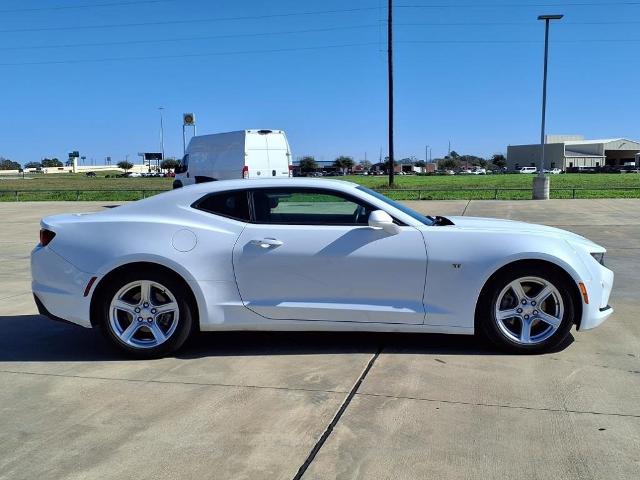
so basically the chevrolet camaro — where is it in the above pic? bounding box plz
[31,179,614,357]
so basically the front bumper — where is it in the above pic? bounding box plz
[577,262,614,331]
[31,245,94,328]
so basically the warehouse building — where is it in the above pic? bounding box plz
[506,135,640,171]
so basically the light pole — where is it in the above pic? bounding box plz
[533,14,563,200]
[158,107,165,162]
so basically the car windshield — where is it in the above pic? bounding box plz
[357,186,435,226]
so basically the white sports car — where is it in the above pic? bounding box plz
[32,179,614,357]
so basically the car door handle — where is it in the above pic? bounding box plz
[251,238,283,248]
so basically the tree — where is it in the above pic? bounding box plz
[118,161,133,172]
[161,158,179,171]
[359,160,372,170]
[448,150,460,159]
[438,158,460,170]
[41,158,63,168]
[299,156,318,172]
[491,153,507,169]
[414,160,426,168]
[24,161,42,169]
[0,157,21,170]
[333,156,355,173]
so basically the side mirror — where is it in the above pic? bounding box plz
[368,210,400,235]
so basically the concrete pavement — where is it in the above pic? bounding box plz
[0,200,638,480]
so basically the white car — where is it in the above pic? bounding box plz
[519,167,538,174]
[32,179,614,358]
[544,168,562,175]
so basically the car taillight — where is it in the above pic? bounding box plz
[288,164,293,177]
[39,229,56,246]
[242,165,249,179]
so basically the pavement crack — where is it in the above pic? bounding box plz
[0,369,348,396]
[356,392,640,419]
[292,347,382,480]
[461,200,471,216]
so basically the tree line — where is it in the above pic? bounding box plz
[297,152,506,172]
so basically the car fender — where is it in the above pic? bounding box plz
[92,253,210,326]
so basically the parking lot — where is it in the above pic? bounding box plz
[1,199,638,480]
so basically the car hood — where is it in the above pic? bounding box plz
[444,216,603,251]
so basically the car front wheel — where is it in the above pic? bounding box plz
[479,266,575,353]
[98,269,193,358]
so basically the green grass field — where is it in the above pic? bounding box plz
[0,171,639,201]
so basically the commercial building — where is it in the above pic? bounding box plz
[506,135,640,171]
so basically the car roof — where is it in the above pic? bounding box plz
[179,178,361,196]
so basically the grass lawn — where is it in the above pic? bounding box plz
[0,171,639,201]
[342,173,640,200]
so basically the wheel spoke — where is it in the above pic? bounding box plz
[113,300,136,316]
[148,322,166,343]
[154,302,178,316]
[496,308,520,321]
[537,311,561,328]
[120,321,142,343]
[520,319,532,343]
[140,281,152,304]
[510,281,528,302]
[534,285,554,305]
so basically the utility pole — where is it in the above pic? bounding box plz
[387,0,394,186]
[425,145,429,163]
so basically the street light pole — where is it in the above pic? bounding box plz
[159,107,165,163]
[534,14,563,200]
[387,0,394,186]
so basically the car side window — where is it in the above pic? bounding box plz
[193,190,250,222]
[251,188,372,225]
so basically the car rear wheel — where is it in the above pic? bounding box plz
[98,269,193,358]
[479,266,574,353]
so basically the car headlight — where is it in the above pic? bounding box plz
[591,252,605,266]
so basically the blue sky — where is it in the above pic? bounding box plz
[0,0,639,166]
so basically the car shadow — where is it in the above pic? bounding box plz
[0,314,574,362]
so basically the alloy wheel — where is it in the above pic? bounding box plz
[494,276,564,345]
[108,280,180,349]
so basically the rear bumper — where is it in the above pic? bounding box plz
[31,245,94,328]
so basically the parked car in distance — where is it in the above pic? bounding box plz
[519,167,538,174]
[472,168,487,175]
[32,179,614,358]
[173,129,292,188]
[543,168,562,174]
[125,172,142,178]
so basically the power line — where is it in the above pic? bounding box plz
[0,42,379,67]
[396,1,640,7]
[0,7,379,34]
[1,36,636,67]
[397,20,640,25]
[0,24,378,51]
[0,0,175,14]
[398,38,640,44]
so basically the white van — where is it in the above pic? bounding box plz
[173,129,292,188]
[518,166,537,174]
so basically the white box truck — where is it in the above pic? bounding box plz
[173,129,292,188]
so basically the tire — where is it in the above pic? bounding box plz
[97,267,194,358]
[478,265,575,354]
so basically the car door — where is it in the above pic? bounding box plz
[232,187,427,324]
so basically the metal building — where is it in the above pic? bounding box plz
[506,135,640,171]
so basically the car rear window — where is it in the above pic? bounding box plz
[193,190,250,222]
